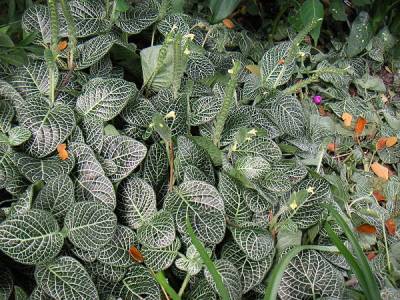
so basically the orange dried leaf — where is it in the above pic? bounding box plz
[57,40,68,51]
[356,224,377,234]
[371,162,389,180]
[366,251,377,261]
[342,112,352,127]
[386,136,398,147]
[223,18,235,29]
[354,117,367,135]
[327,143,336,152]
[57,144,68,161]
[376,137,388,151]
[372,191,385,202]
[278,59,285,65]
[129,245,144,263]
[385,218,396,236]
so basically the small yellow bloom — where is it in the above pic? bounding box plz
[165,111,176,120]
[248,128,257,136]
[290,201,298,210]
[307,186,315,194]
[184,48,191,55]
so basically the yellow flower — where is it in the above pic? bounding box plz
[290,200,298,210]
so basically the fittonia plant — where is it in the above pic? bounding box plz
[1,0,400,299]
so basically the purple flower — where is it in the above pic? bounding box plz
[312,95,322,105]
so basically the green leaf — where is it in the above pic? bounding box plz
[260,42,295,89]
[142,142,169,189]
[0,101,14,133]
[153,271,181,300]
[222,240,274,293]
[165,180,226,244]
[0,209,63,264]
[0,266,13,300]
[152,113,172,142]
[116,2,159,34]
[86,260,126,283]
[80,117,104,153]
[142,238,181,272]
[14,286,28,300]
[115,0,129,12]
[208,0,241,23]
[0,33,14,47]
[346,11,373,57]
[204,259,242,300]
[137,210,176,248]
[17,97,75,158]
[35,256,99,300]
[186,217,230,300]
[22,5,52,43]
[69,142,116,209]
[32,174,74,224]
[7,126,31,146]
[325,205,381,300]
[64,201,117,251]
[100,135,147,182]
[235,156,271,182]
[175,243,211,276]
[263,245,340,300]
[189,136,223,167]
[188,279,216,300]
[117,176,157,229]
[234,136,282,162]
[299,0,324,45]
[76,78,136,121]
[118,265,161,300]
[97,225,136,267]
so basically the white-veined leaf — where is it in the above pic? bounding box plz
[235,156,271,181]
[230,224,275,261]
[182,164,212,184]
[69,0,111,37]
[35,256,99,300]
[0,209,63,264]
[8,183,35,216]
[0,266,13,300]
[76,78,136,121]
[175,244,211,276]
[64,201,117,251]
[97,225,136,267]
[222,240,275,293]
[141,238,181,272]
[22,5,54,43]
[142,142,169,189]
[29,287,53,300]
[260,42,295,89]
[69,142,116,209]
[188,279,216,300]
[263,168,292,193]
[116,2,159,34]
[186,52,216,81]
[0,146,29,195]
[164,180,226,244]
[17,97,74,157]
[73,34,117,70]
[80,117,104,153]
[218,172,252,223]
[13,152,75,183]
[118,265,161,300]
[204,259,242,300]
[234,136,282,162]
[243,187,273,213]
[137,210,175,249]
[190,94,223,126]
[32,174,74,224]
[0,101,14,133]
[86,260,126,283]
[12,60,58,100]
[157,13,190,36]
[7,126,31,146]
[267,94,305,137]
[278,250,344,299]
[117,176,157,229]
[71,246,98,263]
[100,135,147,182]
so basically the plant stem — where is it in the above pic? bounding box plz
[167,141,175,191]
[381,217,392,273]
[178,273,191,297]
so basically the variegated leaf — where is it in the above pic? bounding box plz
[188,279,216,300]
[7,126,31,146]
[141,238,181,272]
[97,225,136,267]
[186,52,216,81]
[278,250,344,300]
[204,259,242,300]
[64,201,117,251]
[117,177,157,229]
[76,78,136,121]
[86,260,126,283]
[137,210,175,248]
[0,209,63,264]
[0,267,13,300]
[116,2,159,34]
[164,180,226,244]
[100,135,147,182]
[32,174,74,224]
[142,143,169,189]
[80,117,104,153]
[35,256,99,300]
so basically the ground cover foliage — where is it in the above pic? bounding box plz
[0,0,400,299]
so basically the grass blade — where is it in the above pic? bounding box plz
[186,216,230,300]
[263,245,339,300]
[153,271,181,300]
[326,205,381,300]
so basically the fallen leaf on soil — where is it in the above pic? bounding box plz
[327,143,336,152]
[129,245,144,263]
[366,251,377,260]
[386,136,398,147]
[376,137,388,150]
[223,18,235,29]
[372,191,385,202]
[354,117,367,135]
[57,144,68,160]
